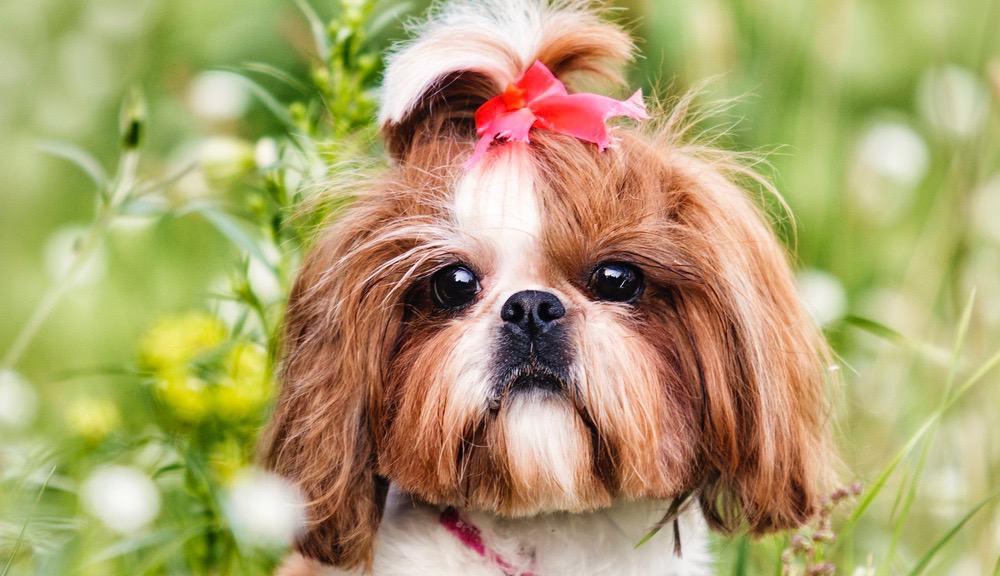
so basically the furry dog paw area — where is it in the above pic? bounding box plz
[3,0,998,575]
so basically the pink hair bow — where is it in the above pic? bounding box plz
[467,60,648,167]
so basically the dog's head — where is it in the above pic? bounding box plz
[264,0,835,569]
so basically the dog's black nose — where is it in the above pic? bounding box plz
[500,290,565,336]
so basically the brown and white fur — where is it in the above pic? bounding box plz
[264,1,835,574]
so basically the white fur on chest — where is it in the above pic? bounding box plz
[311,488,711,576]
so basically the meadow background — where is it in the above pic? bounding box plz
[1,0,998,574]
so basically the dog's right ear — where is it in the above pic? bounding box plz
[261,212,393,570]
[378,0,636,161]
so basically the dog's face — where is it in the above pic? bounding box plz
[264,3,834,569]
[380,139,707,515]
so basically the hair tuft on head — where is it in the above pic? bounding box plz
[379,0,636,159]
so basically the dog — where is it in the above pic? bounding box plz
[264,1,835,574]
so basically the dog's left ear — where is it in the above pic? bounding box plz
[261,209,396,570]
[662,153,837,535]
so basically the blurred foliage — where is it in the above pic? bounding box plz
[0,0,998,574]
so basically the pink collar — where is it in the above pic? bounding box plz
[439,507,537,576]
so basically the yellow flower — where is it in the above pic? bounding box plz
[64,397,121,442]
[155,373,209,422]
[140,313,226,375]
[213,343,273,420]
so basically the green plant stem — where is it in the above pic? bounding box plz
[1,149,138,370]
[1,466,56,576]
[1,215,110,369]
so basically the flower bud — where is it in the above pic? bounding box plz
[119,87,147,150]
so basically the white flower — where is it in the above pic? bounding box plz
[0,370,38,429]
[188,71,250,122]
[174,169,212,200]
[111,213,158,237]
[971,175,1000,244]
[81,465,161,533]
[254,138,280,170]
[918,65,989,140]
[247,241,283,305]
[44,225,107,287]
[199,137,255,182]
[853,120,929,188]
[796,269,848,327]
[849,119,929,223]
[84,0,151,38]
[225,468,305,548]
[247,258,283,305]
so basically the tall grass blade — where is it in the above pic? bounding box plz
[880,292,977,574]
[944,290,976,396]
[296,0,330,62]
[844,343,1000,533]
[1,466,56,576]
[905,490,1000,576]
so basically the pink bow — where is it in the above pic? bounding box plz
[467,60,648,167]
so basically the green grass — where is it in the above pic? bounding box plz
[0,0,998,574]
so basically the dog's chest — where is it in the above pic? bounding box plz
[345,490,712,576]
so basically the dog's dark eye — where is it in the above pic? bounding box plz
[431,265,480,309]
[589,262,644,303]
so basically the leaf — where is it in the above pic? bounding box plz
[217,71,295,128]
[296,0,331,62]
[633,491,690,549]
[152,463,185,479]
[367,1,413,38]
[236,62,309,93]
[905,490,1000,576]
[179,202,274,271]
[843,315,950,366]
[134,161,197,198]
[36,141,109,190]
[88,528,182,564]
[119,196,169,218]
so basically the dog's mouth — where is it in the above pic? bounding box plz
[509,368,563,393]
[489,364,570,410]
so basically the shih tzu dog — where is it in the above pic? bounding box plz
[264,1,835,574]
